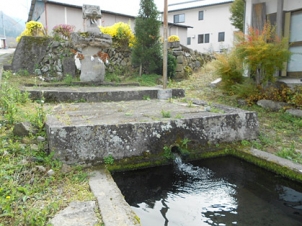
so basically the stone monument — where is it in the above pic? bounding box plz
[71,4,112,82]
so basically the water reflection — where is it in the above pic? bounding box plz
[112,156,302,226]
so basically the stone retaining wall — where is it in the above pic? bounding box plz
[13,37,213,80]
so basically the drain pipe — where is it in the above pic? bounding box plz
[171,145,189,160]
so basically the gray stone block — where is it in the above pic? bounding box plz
[80,46,105,82]
[49,201,98,226]
[62,57,76,77]
[286,109,302,118]
[12,36,51,74]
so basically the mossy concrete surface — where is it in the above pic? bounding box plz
[89,169,141,226]
[23,86,185,102]
[45,99,258,165]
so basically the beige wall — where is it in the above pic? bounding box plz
[37,2,187,43]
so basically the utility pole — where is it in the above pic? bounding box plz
[163,0,168,89]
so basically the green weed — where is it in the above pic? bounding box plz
[143,95,150,100]
[63,74,74,85]
[163,146,173,160]
[277,142,302,164]
[161,110,171,118]
[103,155,114,165]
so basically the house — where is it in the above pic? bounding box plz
[245,0,302,78]
[167,0,236,53]
[27,0,190,44]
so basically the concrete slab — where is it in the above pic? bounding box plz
[23,86,185,102]
[45,100,258,165]
[89,169,141,226]
[250,148,302,175]
[49,201,99,226]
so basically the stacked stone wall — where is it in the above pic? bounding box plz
[13,37,213,81]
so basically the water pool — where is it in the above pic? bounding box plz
[113,156,302,226]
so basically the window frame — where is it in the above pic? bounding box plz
[198,11,204,20]
[198,34,204,44]
[187,37,191,45]
[198,33,210,44]
[218,32,225,42]
[174,14,185,23]
[205,33,210,43]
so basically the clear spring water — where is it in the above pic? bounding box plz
[112,156,302,226]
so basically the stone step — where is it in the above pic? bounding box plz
[45,99,259,165]
[22,86,185,102]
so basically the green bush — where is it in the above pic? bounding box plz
[214,51,243,91]
[167,53,177,79]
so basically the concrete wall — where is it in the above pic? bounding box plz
[168,2,236,53]
[46,103,259,165]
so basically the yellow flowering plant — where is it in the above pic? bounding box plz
[168,35,180,42]
[99,22,135,48]
[16,21,45,42]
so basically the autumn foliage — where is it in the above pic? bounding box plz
[235,23,291,86]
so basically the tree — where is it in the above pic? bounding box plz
[230,0,245,32]
[235,23,291,86]
[132,0,162,75]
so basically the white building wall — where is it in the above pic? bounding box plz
[168,3,236,53]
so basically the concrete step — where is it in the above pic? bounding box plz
[22,86,185,102]
[45,99,259,165]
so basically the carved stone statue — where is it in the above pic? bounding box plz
[82,4,102,26]
[69,4,112,83]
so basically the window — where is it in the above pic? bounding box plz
[174,14,185,23]
[198,11,204,20]
[198,34,204,44]
[205,34,210,43]
[218,32,225,42]
[187,37,191,45]
[198,34,210,44]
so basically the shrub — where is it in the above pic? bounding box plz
[167,53,177,79]
[100,22,135,48]
[290,87,302,108]
[231,78,259,100]
[261,85,293,103]
[168,35,180,42]
[52,24,75,39]
[214,50,243,90]
[16,21,45,42]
